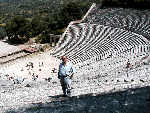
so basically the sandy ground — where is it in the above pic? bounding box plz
[0,51,60,80]
[0,51,63,112]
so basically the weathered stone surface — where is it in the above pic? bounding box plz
[4,86,150,113]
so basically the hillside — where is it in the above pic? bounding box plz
[0,0,97,42]
[0,0,94,23]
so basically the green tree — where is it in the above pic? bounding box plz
[47,1,83,35]
[0,27,7,40]
[5,16,31,44]
[60,1,82,25]
[36,33,50,44]
[30,16,48,37]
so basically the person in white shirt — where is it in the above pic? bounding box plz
[58,56,76,97]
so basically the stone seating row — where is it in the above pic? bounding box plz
[52,23,150,65]
[82,7,150,39]
[0,51,30,64]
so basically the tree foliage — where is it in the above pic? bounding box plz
[3,1,95,44]
[0,27,7,40]
[35,33,50,44]
[47,1,83,34]
[103,0,150,8]
[61,2,82,23]
[5,16,31,44]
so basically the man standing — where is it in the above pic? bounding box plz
[58,56,76,97]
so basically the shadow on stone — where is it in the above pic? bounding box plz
[48,94,64,98]
[5,86,150,113]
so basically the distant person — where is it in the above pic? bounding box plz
[126,59,131,77]
[126,59,131,68]
[52,68,57,73]
[58,56,76,97]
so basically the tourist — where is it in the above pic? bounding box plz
[126,59,131,68]
[58,56,76,97]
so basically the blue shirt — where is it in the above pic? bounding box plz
[58,62,76,77]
